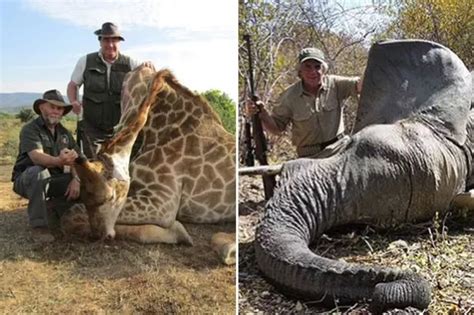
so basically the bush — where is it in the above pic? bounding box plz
[0,139,18,163]
[16,108,35,123]
[202,90,236,134]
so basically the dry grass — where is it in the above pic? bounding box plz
[239,173,474,314]
[0,164,236,314]
[0,115,77,164]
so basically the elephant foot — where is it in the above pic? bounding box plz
[115,221,193,246]
[211,232,236,265]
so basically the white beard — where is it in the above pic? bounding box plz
[43,115,61,126]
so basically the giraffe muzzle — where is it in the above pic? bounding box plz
[104,230,116,241]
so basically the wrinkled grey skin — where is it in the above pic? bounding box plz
[255,40,472,313]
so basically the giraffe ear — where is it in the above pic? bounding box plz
[75,160,104,188]
[75,160,112,206]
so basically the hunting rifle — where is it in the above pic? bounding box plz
[243,34,276,200]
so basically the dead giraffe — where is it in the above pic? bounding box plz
[63,66,236,265]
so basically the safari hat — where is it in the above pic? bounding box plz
[94,22,125,41]
[298,47,326,64]
[33,89,72,116]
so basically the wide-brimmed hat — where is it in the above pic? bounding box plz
[298,47,326,64]
[94,22,125,41]
[33,90,72,116]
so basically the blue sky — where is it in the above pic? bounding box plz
[0,0,238,101]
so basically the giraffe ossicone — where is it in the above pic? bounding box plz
[63,66,236,265]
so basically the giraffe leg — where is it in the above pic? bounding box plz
[114,222,193,245]
[210,232,236,265]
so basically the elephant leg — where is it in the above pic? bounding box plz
[452,190,474,209]
[114,222,193,245]
[211,232,236,265]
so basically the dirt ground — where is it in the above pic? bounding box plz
[0,164,236,313]
[239,174,474,314]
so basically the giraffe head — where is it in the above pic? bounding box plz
[74,66,160,239]
[74,154,130,240]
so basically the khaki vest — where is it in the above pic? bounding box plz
[83,52,131,131]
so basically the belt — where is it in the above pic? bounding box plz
[297,134,345,158]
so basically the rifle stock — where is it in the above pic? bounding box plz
[243,34,276,200]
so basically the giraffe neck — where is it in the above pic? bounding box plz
[148,85,205,136]
[101,70,164,156]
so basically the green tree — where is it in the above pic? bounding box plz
[239,0,301,103]
[385,0,473,68]
[16,108,35,122]
[202,90,236,134]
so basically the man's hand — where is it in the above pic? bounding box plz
[65,177,80,201]
[142,61,155,71]
[71,100,82,115]
[245,99,265,118]
[59,148,78,166]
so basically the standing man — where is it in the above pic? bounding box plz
[67,22,154,158]
[12,90,81,232]
[246,47,362,158]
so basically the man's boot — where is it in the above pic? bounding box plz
[46,198,63,239]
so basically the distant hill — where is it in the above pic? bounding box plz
[0,93,71,113]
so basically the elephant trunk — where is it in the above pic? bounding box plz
[255,211,430,312]
[255,123,468,312]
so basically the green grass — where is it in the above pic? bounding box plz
[0,115,77,164]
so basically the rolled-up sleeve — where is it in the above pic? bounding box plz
[19,124,42,154]
[334,75,359,102]
[70,56,87,86]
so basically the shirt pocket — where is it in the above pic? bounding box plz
[292,101,315,121]
[40,134,53,154]
[321,89,338,112]
[85,67,107,93]
[58,134,71,150]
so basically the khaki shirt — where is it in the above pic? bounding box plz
[272,75,359,156]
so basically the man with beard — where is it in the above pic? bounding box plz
[246,47,362,158]
[12,90,81,234]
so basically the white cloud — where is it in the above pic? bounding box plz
[1,37,238,100]
[20,0,238,100]
[24,0,236,33]
[0,77,70,95]
[124,37,238,101]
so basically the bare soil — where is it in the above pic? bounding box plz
[239,174,474,314]
[0,164,236,313]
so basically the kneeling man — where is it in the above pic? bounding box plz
[12,90,82,232]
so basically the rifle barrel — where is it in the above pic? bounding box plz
[243,34,276,200]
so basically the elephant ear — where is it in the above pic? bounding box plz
[353,39,472,145]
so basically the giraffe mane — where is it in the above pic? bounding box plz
[157,69,224,126]
[101,69,165,154]
[98,67,225,154]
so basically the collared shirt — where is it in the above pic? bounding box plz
[71,50,143,87]
[11,116,80,181]
[271,75,359,153]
